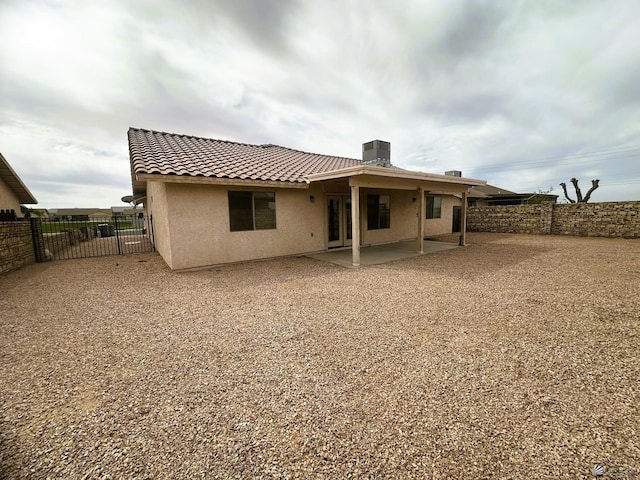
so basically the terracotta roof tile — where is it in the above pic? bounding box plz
[128,128,361,185]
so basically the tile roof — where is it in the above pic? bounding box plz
[128,128,362,186]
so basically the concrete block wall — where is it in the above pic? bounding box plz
[551,202,640,237]
[468,201,640,238]
[466,204,550,234]
[0,221,35,274]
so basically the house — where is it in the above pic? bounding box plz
[0,152,37,219]
[111,206,144,217]
[469,185,558,206]
[442,170,558,206]
[128,128,486,270]
[466,182,558,206]
[48,208,113,221]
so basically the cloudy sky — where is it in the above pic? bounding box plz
[1,0,639,208]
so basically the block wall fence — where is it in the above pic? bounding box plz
[2,204,639,274]
[467,201,640,238]
[0,220,36,274]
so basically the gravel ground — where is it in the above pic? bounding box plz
[1,233,638,479]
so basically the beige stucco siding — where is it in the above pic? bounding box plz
[360,190,462,244]
[146,181,173,268]
[147,180,465,270]
[423,194,461,236]
[162,183,327,270]
[360,189,418,246]
[0,178,21,213]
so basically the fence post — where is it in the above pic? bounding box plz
[149,214,155,251]
[114,216,122,255]
[30,217,47,262]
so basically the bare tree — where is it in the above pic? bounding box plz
[559,178,600,203]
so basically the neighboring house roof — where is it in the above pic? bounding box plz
[128,128,485,199]
[111,206,142,215]
[468,184,516,199]
[49,208,112,217]
[469,183,558,204]
[0,152,37,204]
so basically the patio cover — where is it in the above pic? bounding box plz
[307,165,485,266]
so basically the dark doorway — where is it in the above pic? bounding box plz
[452,206,461,233]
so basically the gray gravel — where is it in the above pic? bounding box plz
[1,233,639,479]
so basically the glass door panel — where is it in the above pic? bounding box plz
[328,197,342,247]
[345,198,352,246]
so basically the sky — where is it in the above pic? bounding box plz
[1,0,640,208]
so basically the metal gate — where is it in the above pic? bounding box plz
[39,214,154,260]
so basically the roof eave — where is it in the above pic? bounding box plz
[306,165,486,186]
[0,152,38,204]
[134,173,310,189]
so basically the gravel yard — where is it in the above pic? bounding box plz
[1,233,639,479]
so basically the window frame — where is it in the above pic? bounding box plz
[367,194,390,230]
[426,195,442,219]
[228,190,276,232]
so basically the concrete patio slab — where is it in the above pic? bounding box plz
[306,239,459,267]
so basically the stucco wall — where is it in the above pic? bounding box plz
[150,182,464,270]
[0,221,35,274]
[360,189,418,246]
[467,202,640,238]
[162,183,327,270]
[0,178,21,213]
[360,191,462,244]
[146,181,173,267]
[423,195,460,236]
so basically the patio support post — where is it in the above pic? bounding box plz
[417,186,425,253]
[459,189,468,246]
[351,184,360,267]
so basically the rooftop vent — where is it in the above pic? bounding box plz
[445,170,462,177]
[363,140,391,167]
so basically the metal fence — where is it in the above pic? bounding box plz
[40,215,154,260]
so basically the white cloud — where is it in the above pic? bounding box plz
[0,0,639,207]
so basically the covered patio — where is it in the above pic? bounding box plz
[307,238,459,267]
[307,165,485,267]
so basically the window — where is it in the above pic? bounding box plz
[228,191,276,231]
[367,194,390,230]
[426,195,442,219]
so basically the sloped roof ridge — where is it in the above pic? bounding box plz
[129,127,360,162]
[129,127,262,149]
[259,143,360,162]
